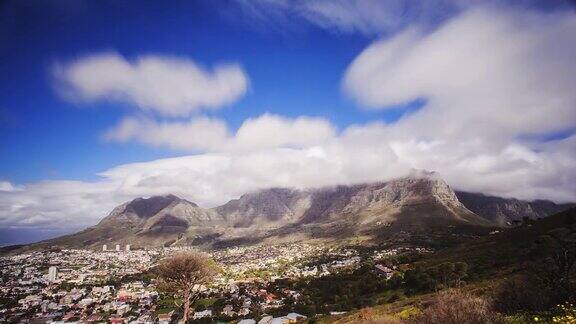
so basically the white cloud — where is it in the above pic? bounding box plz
[103,113,336,152]
[298,0,448,35]
[53,52,249,116]
[0,180,116,230]
[230,0,573,36]
[103,116,230,151]
[231,0,441,35]
[233,113,336,151]
[0,181,19,192]
[343,8,576,141]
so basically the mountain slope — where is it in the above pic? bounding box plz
[26,195,225,251]
[215,188,309,227]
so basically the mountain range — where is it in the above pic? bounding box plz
[16,171,574,252]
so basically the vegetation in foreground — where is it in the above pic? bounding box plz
[317,208,576,323]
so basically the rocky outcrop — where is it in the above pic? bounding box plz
[215,188,308,227]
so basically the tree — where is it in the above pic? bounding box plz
[154,252,217,322]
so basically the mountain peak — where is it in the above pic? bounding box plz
[124,194,197,218]
[378,171,459,206]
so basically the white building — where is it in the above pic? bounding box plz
[286,313,307,322]
[102,244,107,252]
[238,320,256,324]
[125,244,131,251]
[375,264,395,280]
[193,310,212,319]
[47,266,58,282]
[115,244,120,252]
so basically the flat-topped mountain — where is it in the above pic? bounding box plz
[17,172,573,252]
[218,171,485,227]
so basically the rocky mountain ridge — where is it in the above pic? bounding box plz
[455,191,574,225]
[19,172,573,251]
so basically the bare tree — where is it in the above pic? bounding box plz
[154,252,217,322]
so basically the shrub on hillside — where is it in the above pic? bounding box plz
[492,275,554,314]
[410,289,504,324]
[551,302,576,323]
[493,223,576,315]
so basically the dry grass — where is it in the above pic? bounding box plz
[322,283,505,324]
[410,289,504,324]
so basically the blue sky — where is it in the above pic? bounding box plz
[0,0,399,184]
[1,0,576,244]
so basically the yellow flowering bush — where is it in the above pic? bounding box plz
[551,302,576,323]
[395,306,422,319]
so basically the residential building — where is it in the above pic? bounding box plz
[47,266,58,282]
